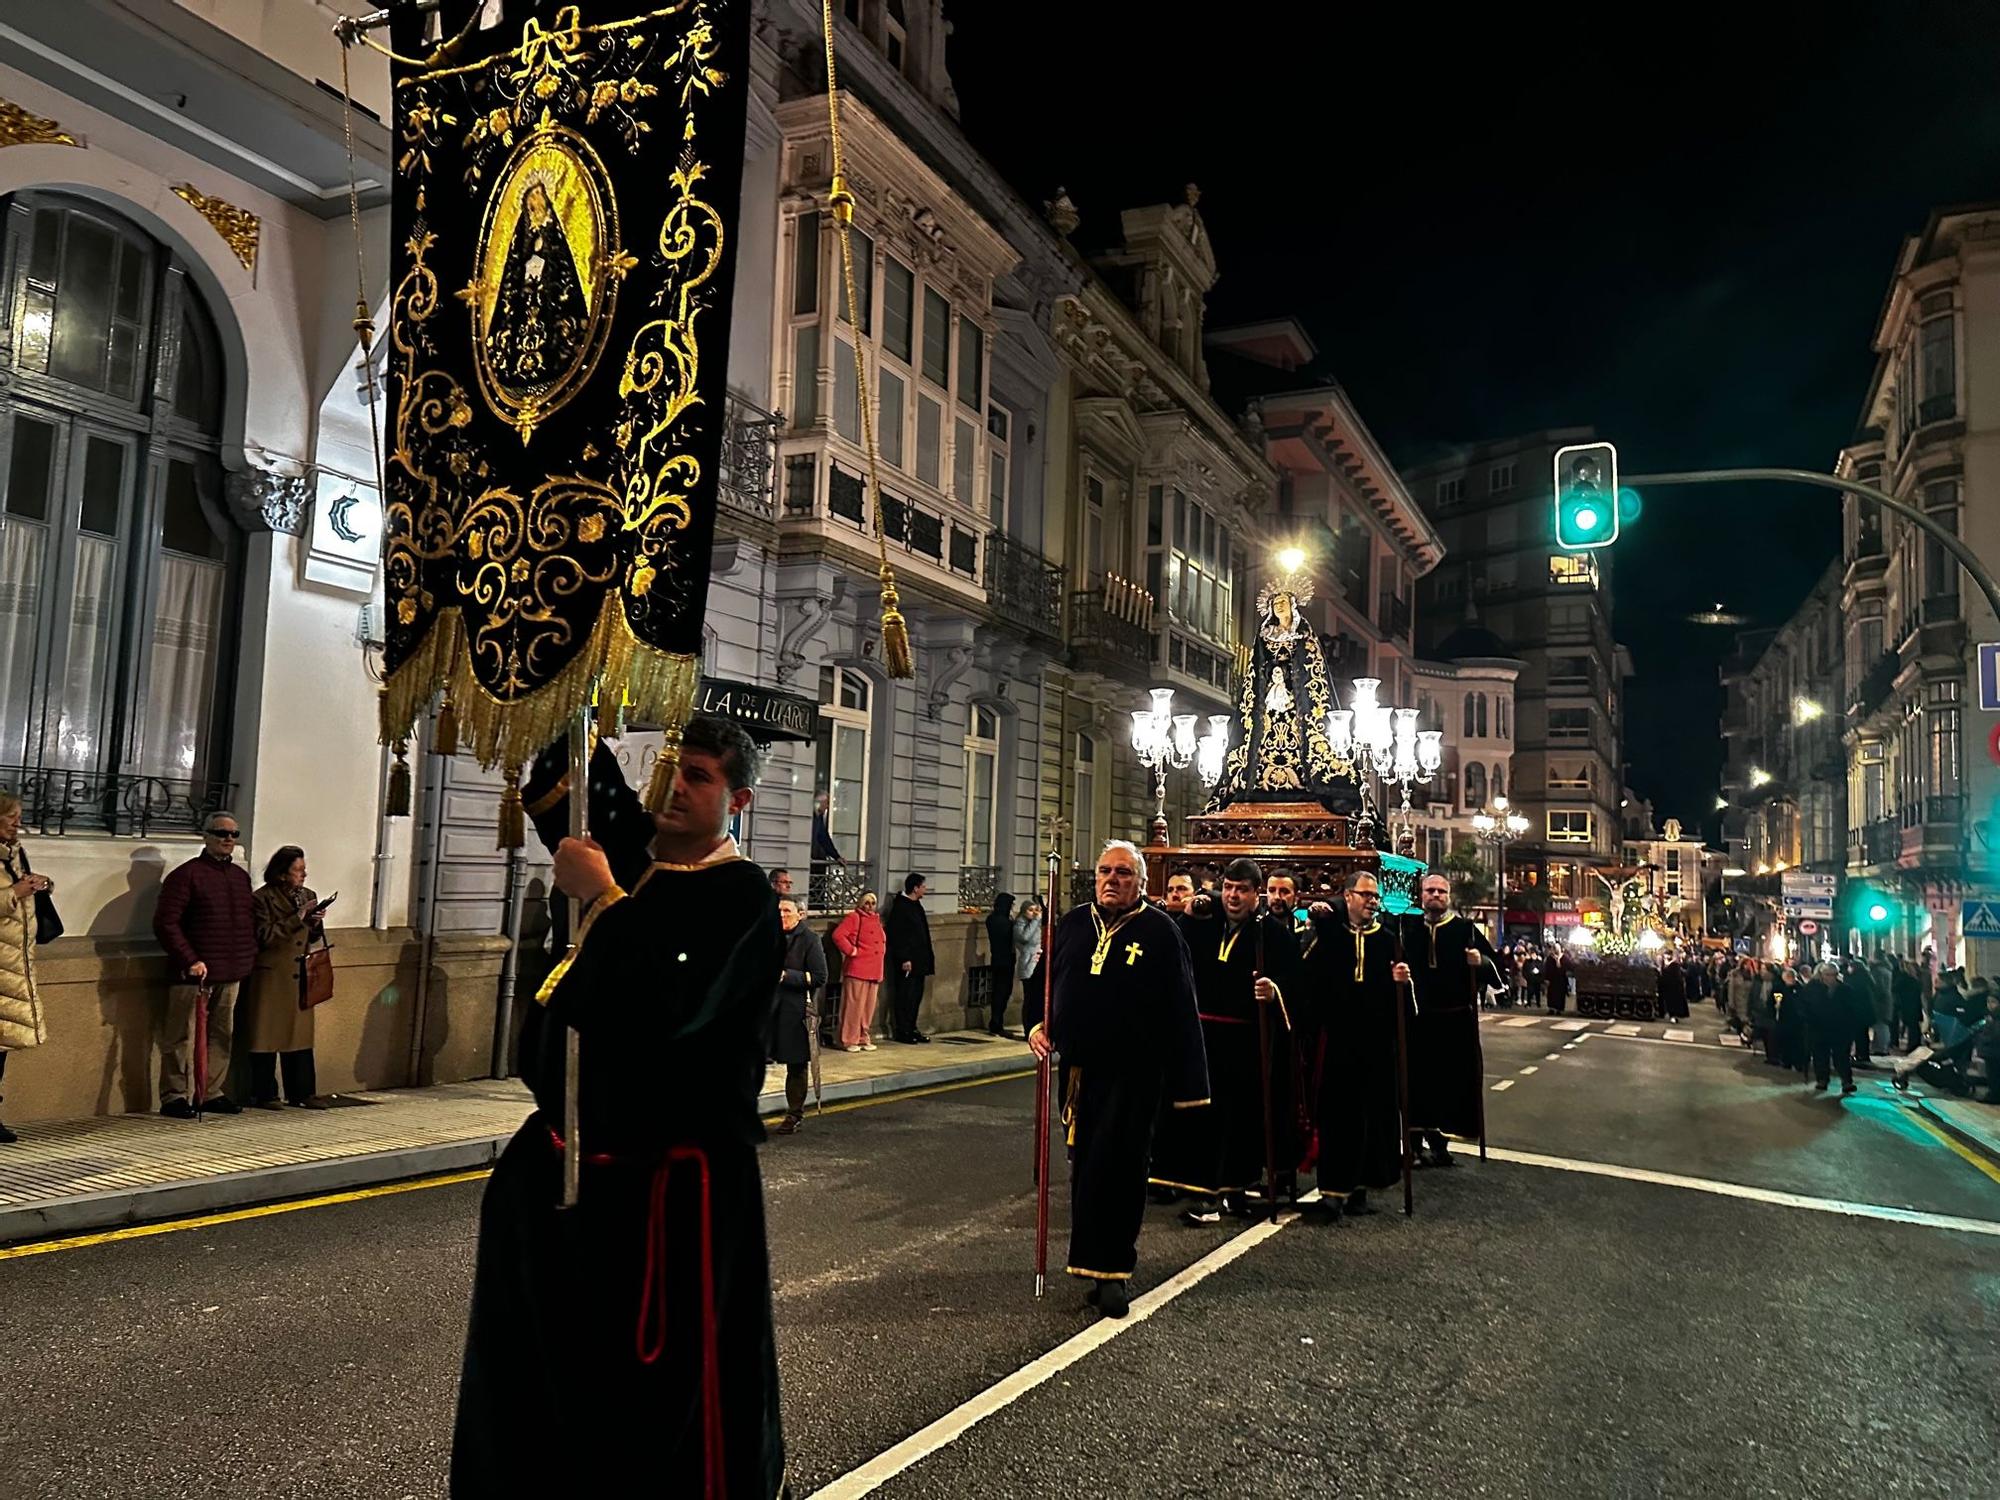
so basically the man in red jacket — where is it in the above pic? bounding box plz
[152,812,256,1118]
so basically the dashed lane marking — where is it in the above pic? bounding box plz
[1518,1066,1539,1076]
[1490,1079,1515,1092]
[808,1212,1294,1498]
[1607,1023,1642,1036]
[1544,1053,1562,1060]
[1551,1020,1592,1032]
[1561,1043,1579,1051]
[1482,1145,2000,1240]
[1665,1028,1695,1043]
[1717,1033,1744,1046]
[1498,1016,1542,1028]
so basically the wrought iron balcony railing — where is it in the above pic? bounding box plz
[808,858,876,917]
[1849,651,1898,720]
[958,864,1000,911]
[984,531,1064,639]
[718,394,783,519]
[1862,817,1898,865]
[0,767,236,838]
[1070,583,1155,674]
[1377,590,1411,642]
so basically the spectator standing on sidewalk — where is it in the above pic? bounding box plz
[830,891,884,1053]
[241,845,329,1110]
[1867,954,1896,1057]
[153,812,255,1118]
[985,893,1017,1037]
[1725,959,1761,1036]
[769,897,826,1136]
[1012,898,1043,1038]
[1521,946,1546,1008]
[1893,957,1925,1050]
[768,868,793,899]
[884,873,934,1044]
[0,793,52,1144]
[1801,962,1855,1095]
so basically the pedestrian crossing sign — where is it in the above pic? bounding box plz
[1961,899,2000,940]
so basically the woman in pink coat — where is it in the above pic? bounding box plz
[831,891,886,1051]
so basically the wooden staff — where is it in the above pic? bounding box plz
[1391,922,1415,1217]
[1254,903,1278,1222]
[559,707,589,1209]
[193,982,209,1123]
[1471,943,1490,1162]
[1032,838,1060,1299]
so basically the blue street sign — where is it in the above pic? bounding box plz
[1979,642,2000,712]
[1961,899,2000,940]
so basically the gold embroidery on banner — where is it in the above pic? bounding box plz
[172,185,260,272]
[0,99,80,149]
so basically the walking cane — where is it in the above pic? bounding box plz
[1391,926,1415,1218]
[1032,838,1060,1299]
[1471,951,1489,1163]
[558,707,590,1210]
[193,981,209,1122]
[1253,904,1278,1222]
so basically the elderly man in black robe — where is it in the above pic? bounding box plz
[1152,856,1301,1223]
[1028,840,1206,1318]
[1298,868,1410,1219]
[451,714,786,1498]
[1397,870,1495,1167]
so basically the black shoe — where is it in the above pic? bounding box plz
[775,1113,801,1136]
[1095,1280,1130,1318]
[250,1098,283,1111]
[1346,1190,1378,1217]
[294,1097,331,1111]
[1813,1082,1828,1093]
[912,1031,932,1044]
[160,1100,198,1120]
[1180,1206,1222,1227]
[203,1097,242,1115]
[1841,1082,1858,1096]
[0,1119,16,1144]
[1221,1193,1255,1221]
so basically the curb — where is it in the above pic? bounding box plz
[1908,1093,2000,1169]
[0,1050,1032,1247]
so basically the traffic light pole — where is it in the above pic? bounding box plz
[1623,467,2000,629]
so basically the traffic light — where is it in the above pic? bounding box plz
[1553,440,1620,550]
[1853,885,1895,928]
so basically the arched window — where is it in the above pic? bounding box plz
[1465,761,1487,809]
[815,665,872,860]
[1463,693,1477,739]
[963,703,999,867]
[0,193,237,802]
[1073,730,1099,867]
[1477,694,1489,737]
[1491,763,1505,801]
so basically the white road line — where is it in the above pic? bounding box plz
[808,1214,1292,1498]
[1561,1043,1578,1050]
[1544,1053,1562,1061]
[1498,1016,1542,1028]
[1607,1023,1642,1036]
[1587,1030,1736,1052]
[1482,1146,2000,1240]
[1518,1066,1539,1075]
[1490,1079,1515,1092]
[1551,1019,1591,1032]
[1717,1033,1744,1047]
[1665,1028,1695,1043]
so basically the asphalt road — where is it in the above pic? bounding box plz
[1,1015,1996,1498]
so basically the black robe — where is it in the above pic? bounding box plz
[1298,914,1405,1196]
[452,755,786,1498]
[1027,901,1207,1282]
[1398,911,1492,1141]
[1150,907,1301,1198]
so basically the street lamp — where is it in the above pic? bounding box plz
[1132,687,1229,844]
[1325,676,1440,849]
[1471,793,1530,942]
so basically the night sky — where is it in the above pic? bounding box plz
[947,0,2000,834]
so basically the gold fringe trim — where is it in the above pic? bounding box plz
[385,740,412,818]
[378,597,699,777]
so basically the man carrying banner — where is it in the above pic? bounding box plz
[452,714,787,1497]
[1027,840,1206,1318]
[1151,857,1300,1223]
[1298,869,1409,1219]
[1397,871,1495,1166]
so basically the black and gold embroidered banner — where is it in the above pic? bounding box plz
[381,0,750,782]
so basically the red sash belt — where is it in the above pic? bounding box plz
[1197,1012,1252,1025]
[547,1128,725,1499]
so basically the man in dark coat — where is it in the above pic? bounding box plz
[884,872,935,1044]
[1027,840,1206,1319]
[1397,871,1494,1166]
[1892,958,1925,1051]
[1152,857,1301,1222]
[1800,961,1862,1095]
[153,811,256,1118]
[986,893,1018,1036]
[451,714,787,1498]
[1297,868,1410,1219]
[1658,958,1689,1021]
[770,895,827,1135]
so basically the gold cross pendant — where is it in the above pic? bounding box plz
[1089,943,1110,976]
[1125,941,1144,966]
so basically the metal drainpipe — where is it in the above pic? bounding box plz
[407,742,444,1087]
[368,740,395,930]
[490,840,525,1078]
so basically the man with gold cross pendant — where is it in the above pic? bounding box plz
[1027,840,1206,1318]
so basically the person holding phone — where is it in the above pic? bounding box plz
[241,843,330,1109]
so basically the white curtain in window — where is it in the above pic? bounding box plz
[138,555,224,778]
[0,523,45,766]
[56,535,119,771]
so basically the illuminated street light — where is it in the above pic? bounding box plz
[1276,545,1307,575]
[1793,697,1825,724]
[1749,768,1772,788]
[1636,928,1665,953]
[1470,795,1531,939]
[1714,795,1729,811]
[1132,687,1228,845]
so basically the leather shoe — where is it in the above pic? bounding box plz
[775,1113,802,1136]
[1345,1190,1378,1217]
[0,1119,17,1144]
[203,1097,242,1115]
[160,1100,198,1121]
[250,1099,284,1111]
[296,1097,331,1111]
[912,1031,932,1044]
[1095,1280,1130,1318]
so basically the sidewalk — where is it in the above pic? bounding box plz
[0,1030,1032,1246]
[1907,1091,2000,1165]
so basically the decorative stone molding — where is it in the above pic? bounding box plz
[774,579,848,684]
[924,642,975,721]
[225,470,310,535]
[172,184,260,273]
[0,99,80,149]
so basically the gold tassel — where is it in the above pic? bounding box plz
[386,739,412,818]
[608,690,627,739]
[879,564,913,679]
[644,723,685,813]
[497,767,524,850]
[435,696,459,758]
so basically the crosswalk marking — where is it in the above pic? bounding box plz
[1717,1033,1743,1047]
[1551,1019,1591,1032]
[1518,1065,1539,1075]
[1498,1016,1542,1028]
[1665,1028,1695,1043]
[1607,1023,1641,1036]
[1491,1079,1514,1092]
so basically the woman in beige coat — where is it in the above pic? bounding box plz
[242,844,327,1109]
[0,792,51,1143]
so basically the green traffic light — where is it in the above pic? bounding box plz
[1574,505,1600,531]
[1868,902,1889,924]
[1553,441,1621,551]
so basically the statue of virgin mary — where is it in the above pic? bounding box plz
[1204,571,1352,811]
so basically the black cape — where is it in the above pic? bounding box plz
[1297,914,1405,1196]
[1029,901,1206,1281]
[1150,907,1302,1198]
[1397,912,1491,1140]
[452,756,786,1498]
